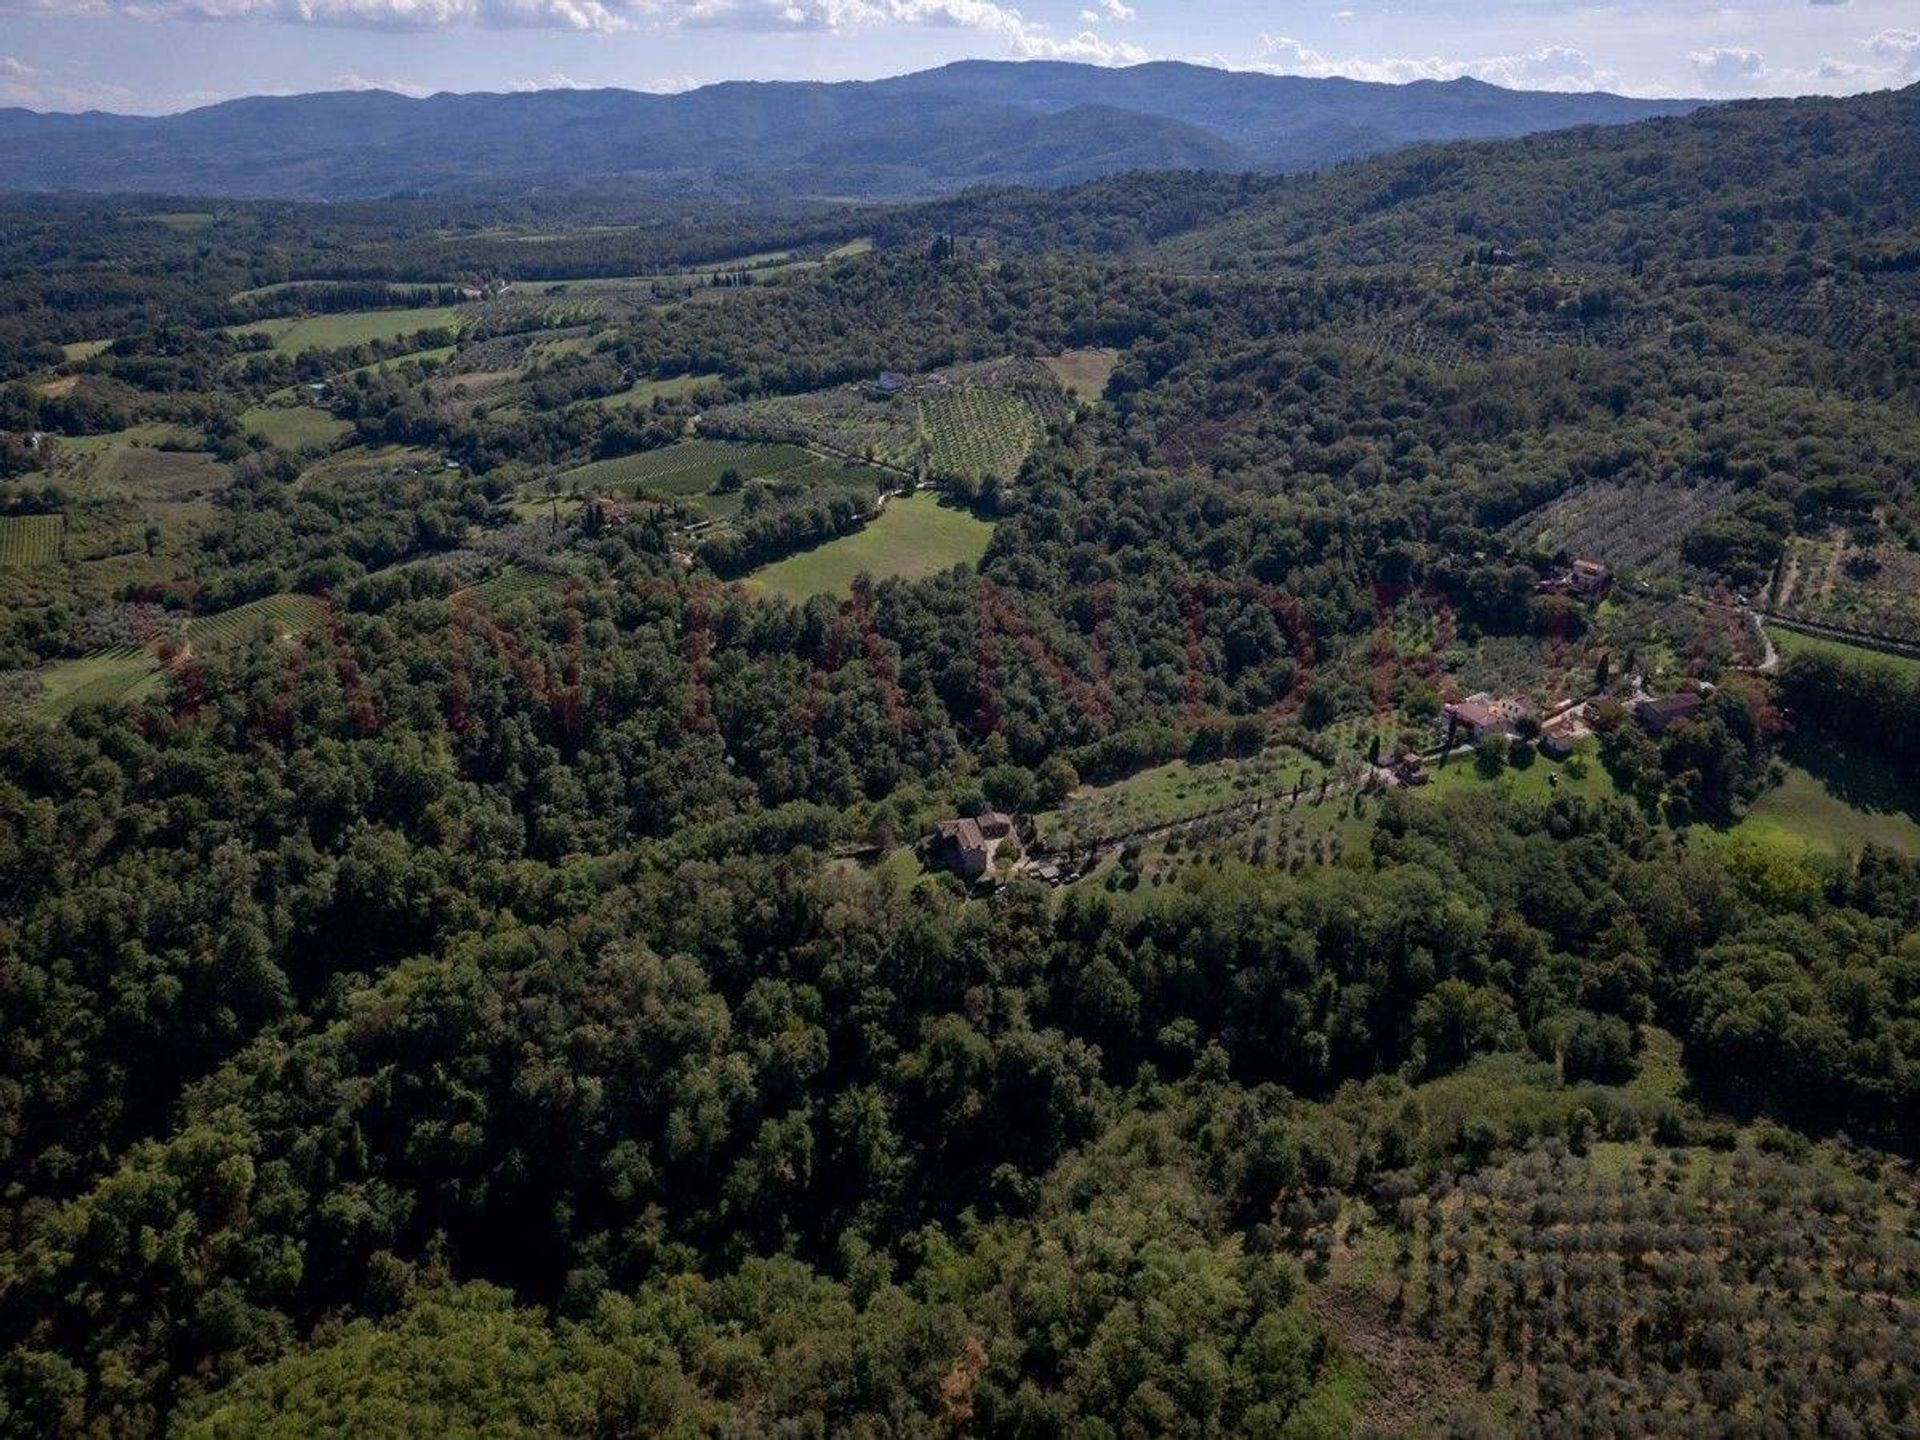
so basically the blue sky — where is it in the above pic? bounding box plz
[1,0,1916,114]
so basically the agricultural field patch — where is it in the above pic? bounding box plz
[706,357,1066,483]
[1502,479,1739,572]
[187,594,324,651]
[60,338,112,362]
[1770,623,1920,679]
[1034,749,1342,853]
[1314,1136,1920,1436]
[591,373,724,409]
[240,405,353,453]
[91,446,231,501]
[743,491,992,603]
[336,345,458,381]
[227,304,466,356]
[461,567,564,610]
[555,440,814,499]
[53,424,198,457]
[230,279,450,304]
[1732,737,1920,857]
[15,593,328,721]
[826,238,874,260]
[0,514,63,569]
[1770,533,1920,648]
[295,445,435,489]
[20,646,164,720]
[1043,347,1119,402]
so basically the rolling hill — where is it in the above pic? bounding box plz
[0,59,1703,201]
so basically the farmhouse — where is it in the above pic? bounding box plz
[1538,557,1614,600]
[1445,692,1539,743]
[1633,691,1705,736]
[928,810,1017,881]
[872,371,910,397]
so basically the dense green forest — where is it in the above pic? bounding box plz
[2,83,1919,1437]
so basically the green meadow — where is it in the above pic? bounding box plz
[744,491,993,603]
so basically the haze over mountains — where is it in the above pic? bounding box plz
[0,59,1706,202]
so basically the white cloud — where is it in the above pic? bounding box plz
[1868,28,1920,76]
[0,55,41,75]
[1077,0,1132,23]
[0,0,1146,55]
[330,70,433,93]
[1690,45,1767,88]
[1248,33,1618,92]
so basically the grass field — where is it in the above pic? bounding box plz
[241,405,353,452]
[61,339,112,362]
[592,373,723,409]
[0,514,63,568]
[1419,746,1623,805]
[744,492,993,602]
[826,238,874,260]
[1042,348,1118,402]
[57,423,199,456]
[1733,739,1920,857]
[228,305,465,356]
[339,345,458,380]
[93,446,231,500]
[1770,623,1920,680]
[26,646,165,719]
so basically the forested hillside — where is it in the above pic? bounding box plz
[0,60,1697,201]
[1,81,1918,1437]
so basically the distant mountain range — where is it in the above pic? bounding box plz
[0,60,1706,202]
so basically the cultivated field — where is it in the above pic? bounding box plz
[591,373,724,409]
[92,446,231,500]
[1772,534,1920,647]
[241,405,353,452]
[921,386,1044,482]
[555,441,815,498]
[228,305,466,356]
[1771,625,1920,680]
[1502,479,1739,571]
[26,646,165,719]
[744,492,993,602]
[18,594,324,722]
[706,357,1066,483]
[0,514,63,568]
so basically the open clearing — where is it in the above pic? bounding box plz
[1771,621,1920,680]
[0,515,63,568]
[228,305,465,355]
[592,373,723,409]
[1734,740,1920,857]
[1043,348,1118,402]
[61,339,112,362]
[241,405,353,452]
[745,492,993,602]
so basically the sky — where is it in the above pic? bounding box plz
[0,0,1916,115]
